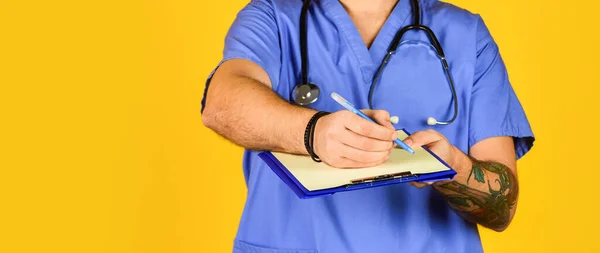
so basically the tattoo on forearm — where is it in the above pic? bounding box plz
[434,158,518,231]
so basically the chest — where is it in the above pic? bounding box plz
[274,2,477,148]
[346,11,391,48]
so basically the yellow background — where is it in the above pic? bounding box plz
[1,0,598,252]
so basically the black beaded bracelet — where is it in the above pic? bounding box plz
[304,111,330,162]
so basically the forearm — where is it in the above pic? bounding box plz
[202,70,315,154]
[433,150,519,232]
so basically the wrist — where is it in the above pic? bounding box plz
[432,147,471,187]
[453,146,473,173]
[303,111,330,162]
[311,115,326,158]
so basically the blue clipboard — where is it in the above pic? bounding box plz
[258,129,457,199]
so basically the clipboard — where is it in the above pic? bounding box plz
[258,129,457,199]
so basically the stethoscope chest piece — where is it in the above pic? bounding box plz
[292,82,320,105]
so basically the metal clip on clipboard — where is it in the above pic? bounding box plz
[345,171,419,188]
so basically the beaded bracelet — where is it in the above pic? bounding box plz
[303,111,330,162]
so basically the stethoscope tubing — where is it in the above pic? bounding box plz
[294,0,459,125]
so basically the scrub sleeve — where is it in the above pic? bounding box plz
[468,15,535,158]
[201,0,281,114]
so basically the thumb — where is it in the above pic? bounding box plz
[362,109,394,130]
[402,130,443,149]
[409,181,432,188]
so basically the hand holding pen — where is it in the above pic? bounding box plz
[308,94,409,169]
[331,92,414,154]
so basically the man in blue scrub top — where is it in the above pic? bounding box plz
[201,0,535,252]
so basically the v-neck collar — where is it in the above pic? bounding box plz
[319,0,413,84]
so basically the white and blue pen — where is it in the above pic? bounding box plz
[331,92,415,154]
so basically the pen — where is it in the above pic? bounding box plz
[331,92,415,154]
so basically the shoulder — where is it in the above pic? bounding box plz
[234,0,292,17]
[254,0,302,12]
[422,0,482,28]
[269,0,302,7]
[236,0,304,25]
[422,0,494,52]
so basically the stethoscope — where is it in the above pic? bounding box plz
[292,0,459,126]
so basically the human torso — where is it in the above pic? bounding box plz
[234,1,484,252]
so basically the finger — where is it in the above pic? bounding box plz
[344,113,397,141]
[409,182,430,188]
[402,129,443,149]
[362,110,394,130]
[338,129,394,152]
[337,142,392,163]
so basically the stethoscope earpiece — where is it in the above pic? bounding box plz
[427,117,438,126]
[427,117,451,125]
[292,83,320,105]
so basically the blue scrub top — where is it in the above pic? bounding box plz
[202,0,535,252]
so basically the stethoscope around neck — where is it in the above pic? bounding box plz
[292,0,459,126]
